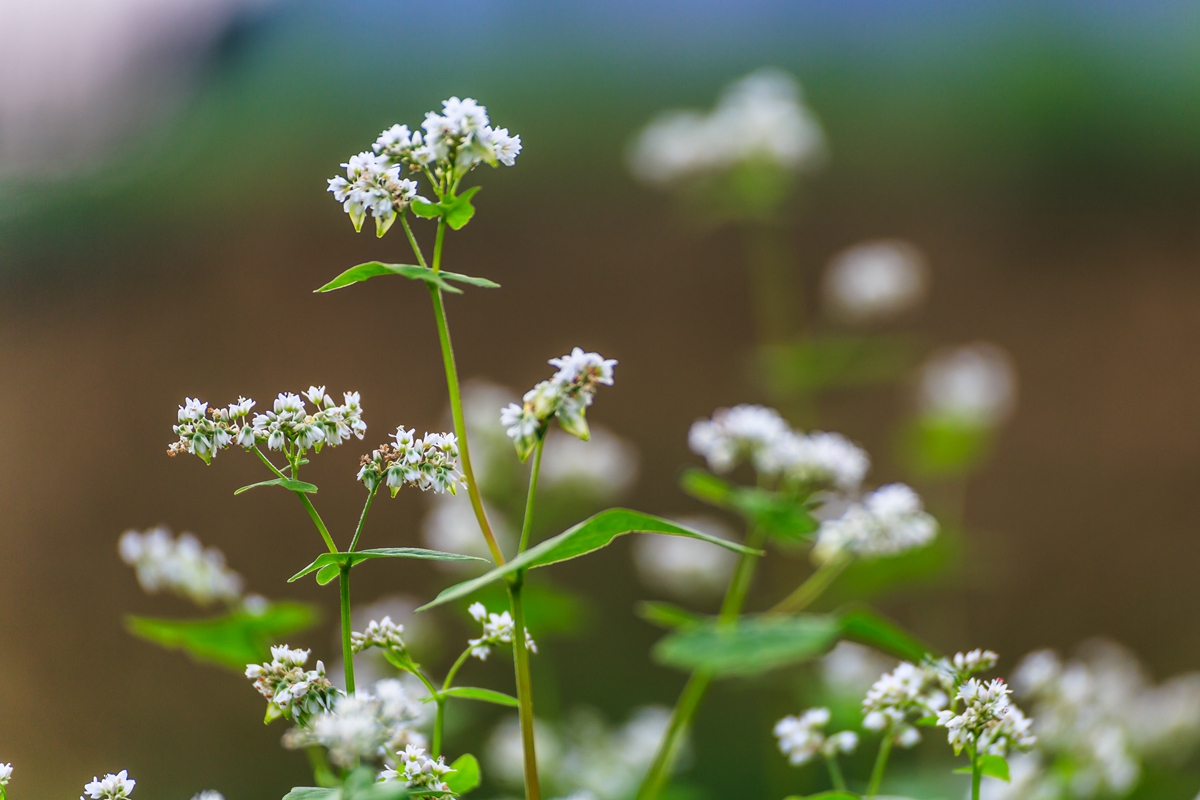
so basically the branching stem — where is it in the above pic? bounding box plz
[769,552,850,614]
[518,436,545,554]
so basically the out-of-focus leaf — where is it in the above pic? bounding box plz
[784,793,860,800]
[636,601,705,630]
[127,601,319,671]
[290,548,487,583]
[445,754,481,795]
[954,755,1009,782]
[653,614,840,677]
[419,509,761,611]
[828,523,959,603]
[315,262,459,294]
[758,334,917,396]
[433,687,518,707]
[838,606,937,663]
[680,469,818,541]
[235,478,317,495]
[898,417,994,477]
[466,580,589,637]
[284,789,338,800]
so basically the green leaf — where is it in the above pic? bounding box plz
[433,687,519,707]
[440,270,500,289]
[636,601,705,630]
[757,334,916,396]
[838,606,937,663]
[284,789,338,800]
[979,755,1010,782]
[443,186,481,230]
[235,478,318,496]
[679,469,818,541]
[126,601,319,671]
[290,548,488,583]
[899,417,994,477]
[315,262,460,294]
[410,200,441,219]
[788,794,860,800]
[316,563,340,585]
[653,614,841,677]
[419,509,762,611]
[445,754,481,795]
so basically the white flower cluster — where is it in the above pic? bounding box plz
[629,69,825,186]
[919,344,1016,428]
[688,404,869,491]
[1003,640,1200,799]
[81,771,135,800]
[467,602,537,661]
[0,763,11,787]
[380,743,455,793]
[937,678,1036,757]
[118,526,244,607]
[245,645,338,724]
[357,427,462,496]
[328,152,425,236]
[351,616,407,655]
[306,681,425,767]
[812,483,938,564]
[190,793,224,800]
[501,347,617,460]
[773,707,859,766]
[822,240,928,323]
[862,661,949,747]
[168,389,365,462]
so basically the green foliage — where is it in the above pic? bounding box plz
[445,754,481,795]
[783,793,860,800]
[315,261,499,295]
[635,601,705,630]
[432,687,519,707]
[290,548,488,584]
[411,187,482,230]
[898,417,994,477]
[235,478,318,495]
[838,606,937,662]
[679,469,818,541]
[285,767,453,800]
[466,580,589,637]
[654,614,841,677]
[954,755,1010,782]
[758,335,917,397]
[419,509,762,611]
[126,602,319,671]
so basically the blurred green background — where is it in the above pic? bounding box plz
[5,1,1200,798]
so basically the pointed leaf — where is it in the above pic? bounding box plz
[980,755,1010,782]
[235,478,318,495]
[284,789,339,800]
[290,548,488,583]
[410,200,442,219]
[127,602,319,671]
[431,687,519,707]
[636,601,705,630]
[316,563,340,585]
[441,270,500,289]
[445,754,481,795]
[419,509,762,611]
[653,613,841,677]
[838,606,937,663]
[315,262,460,294]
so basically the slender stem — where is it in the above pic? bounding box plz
[339,566,355,695]
[637,526,769,800]
[348,486,377,553]
[867,735,893,800]
[442,646,475,692]
[518,437,545,554]
[432,217,446,274]
[252,446,288,479]
[427,283,505,564]
[971,758,982,800]
[400,214,428,269]
[825,755,847,793]
[433,699,446,759]
[305,746,338,788]
[300,493,339,554]
[768,553,851,614]
[507,576,541,800]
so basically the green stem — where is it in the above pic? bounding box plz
[339,566,355,695]
[637,526,768,800]
[427,283,505,565]
[768,553,850,614]
[518,437,545,554]
[442,646,475,692]
[400,214,428,269]
[432,217,446,274]
[348,486,377,553]
[867,735,893,800]
[825,755,847,793]
[253,446,288,479]
[971,758,982,800]
[305,746,338,788]
[300,493,339,555]
[433,699,445,759]
[507,576,541,800]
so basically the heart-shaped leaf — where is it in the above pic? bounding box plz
[418,509,762,611]
[653,614,841,677]
[235,478,318,496]
[290,548,489,583]
[442,186,481,230]
[445,754,481,795]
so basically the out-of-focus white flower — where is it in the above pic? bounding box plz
[487,715,562,790]
[467,604,536,661]
[539,427,639,498]
[821,642,898,697]
[862,661,949,747]
[502,348,618,460]
[978,753,1057,800]
[0,763,11,787]
[773,707,859,766]
[629,69,825,186]
[823,241,928,323]
[190,793,224,800]
[81,771,135,800]
[422,492,514,565]
[631,515,738,600]
[919,343,1016,427]
[812,483,937,564]
[688,404,789,474]
[118,526,243,606]
[358,428,462,496]
[759,430,870,492]
[937,678,1036,756]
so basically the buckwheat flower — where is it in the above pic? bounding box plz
[812,483,937,564]
[169,395,257,462]
[351,616,407,654]
[179,397,207,421]
[688,404,790,474]
[313,693,389,767]
[468,605,536,661]
[360,428,462,497]
[381,744,454,793]
[373,124,413,156]
[0,763,11,786]
[82,771,135,800]
[760,430,869,492]
[862,661,948,747]
[937,678,1036,756]
[488,126,522,166]
[118,526,244,607]
[502,349,618,459]
[246,645,338,724]
[773,708,856,767]
[822,240,928,323]
[632,515,738,600]
[919,343,1016,428]
[190,793,224,800]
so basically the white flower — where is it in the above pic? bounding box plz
[360,428,463,497]
[380,744,454,792]
[312,693,389,767]
[862,661,948,747]
[759,430,869,491]
[351,616,407,654]
[775,707,856,766]
[82,771,135,800]
[936,678,1036,756]
[812,483,937,564]
[245,645,338,723]
[823,240,928,323]
[118,527,244,607]
[502,348,618,459]
[190,793,224,800]
[631,515,738,600]
[0,764,11,787]
[468,606,537,661]
[919,343,1016,427]
[629,69,824,186]
[688,404,789,473]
